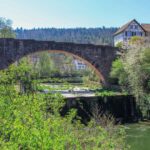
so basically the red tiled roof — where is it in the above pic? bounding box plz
[141,24,150,32]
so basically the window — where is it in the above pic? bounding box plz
[125,31,128,36]
[130,25,133,29]
[127,31,131,36]
[78,66,81,69]
[134,25,138,29]
[132,32,136,36]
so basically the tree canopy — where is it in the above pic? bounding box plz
[0,17,15,38]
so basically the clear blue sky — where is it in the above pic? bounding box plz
[0,0,150,29]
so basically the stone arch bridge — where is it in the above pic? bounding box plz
[0,38,118,86]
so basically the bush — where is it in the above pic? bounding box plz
[0,63,128,149]
[110,59,128,88]
[111,43,150,119]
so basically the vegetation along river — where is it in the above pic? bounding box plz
[125,122,150,150]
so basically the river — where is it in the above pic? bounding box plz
[125,122,150,150]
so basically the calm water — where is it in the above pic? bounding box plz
[125,122,150,150]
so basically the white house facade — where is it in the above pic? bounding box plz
[73,59,87,70]
[114,19,150,46]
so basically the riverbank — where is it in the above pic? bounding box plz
[125,121,150,150]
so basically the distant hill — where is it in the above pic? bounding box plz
[15,27,118,46]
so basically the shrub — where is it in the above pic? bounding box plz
[0,63,128,149]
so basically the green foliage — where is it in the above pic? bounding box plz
[0,17,16,38]
[25,52,101,89]
[124,46,150,117]
[15,27,118,46]
[111,43,150,118]
[0,59,38,94]
[110,59,128,87]
[124,47,149,92]
[0,62,127,149]
[35,52,55,78]
[82,68,101,88]
[116,42,123,49]
[96,89,127,97]
[141,48,150,91]
[129,36,144,45]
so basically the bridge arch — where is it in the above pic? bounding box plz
[0,39,118,86]
[38,50,105,82]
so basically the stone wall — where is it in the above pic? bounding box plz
[62,96,138,124]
